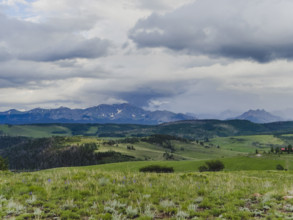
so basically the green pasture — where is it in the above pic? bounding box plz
[0,125,71,138]
[2,166,293,219]
[210,135,286,153]
[82,155,293,173]
[94,135,289,162]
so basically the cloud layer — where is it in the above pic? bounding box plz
[130,0,293,62]
[0,12,110,62]
[1,0,293,118]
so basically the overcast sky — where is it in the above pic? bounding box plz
[1,0,293,116]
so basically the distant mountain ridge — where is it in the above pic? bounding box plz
[0,103,195,125]
[233,109,283,123]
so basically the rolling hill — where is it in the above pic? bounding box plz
[2,119,293,139]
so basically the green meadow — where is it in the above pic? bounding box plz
[0,125,72,138]
[1,123,293,219]
[82,155,293,173]
[2,153,293,219]
[2,164,293,219]
[210,135,286,153]
[66,134,287,161]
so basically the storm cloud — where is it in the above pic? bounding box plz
[130,0,293,62]
[0,12,110,62]
[2,0,293,118]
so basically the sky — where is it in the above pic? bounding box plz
[1,0,293,117]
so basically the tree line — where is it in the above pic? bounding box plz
[0,137,136,170]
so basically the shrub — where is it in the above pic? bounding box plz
[198,160,225,172]
[139,165,174,173]
[198,165,208,172]
[205,160,225,171]
[276,164,284,170]
[126,206,139,218]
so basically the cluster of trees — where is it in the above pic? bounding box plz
[102,134,189,154]
[127,145,135,150]
[99,133,126,137]
[103,137,140,146]
[199,160,225,172]
[269,145,293,154]
[119,137,140,144]
[195,137,218,149]
[1,137,136,170]
[142,134,188,144]
[0,136,29,149]
[103,140,116,146]
[141,134,187,152]
[163,152,174,160]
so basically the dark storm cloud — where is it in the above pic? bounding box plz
[113,81,191,107]
[118,90,169,107]
[0,12,110,62]
[129,0,293,62]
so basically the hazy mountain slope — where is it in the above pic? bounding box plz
[233,109,283,123]
[0,103,195,125]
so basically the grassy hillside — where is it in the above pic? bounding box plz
[67,134,288,160]
[0,128,292,219]
[82,155,293,172]
[0,133,289,170]
[2,119,293,138]
[210,135,286,153]
[0,124,72,138]
[2,121,293,219]
[1,164,293,219]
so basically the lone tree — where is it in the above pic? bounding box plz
[288,144,292,154]
[0,156,8,170]
[199,160,225,172]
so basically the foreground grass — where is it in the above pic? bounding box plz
[2,167,293,219]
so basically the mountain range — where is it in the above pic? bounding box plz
[0,104,287,125]
[0,103,195,125]
[233,109,283,123]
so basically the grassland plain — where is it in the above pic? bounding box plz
[1,133,289,171]
[61,134,287,160]
[210,135,286,153]
[2,166,293,219]
[84,134,286,161]
[82,155,293,172]
[0,125,72,138]
[2,124,293,219]
[3,120,293,139]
